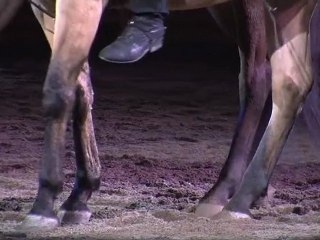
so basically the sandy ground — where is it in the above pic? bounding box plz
[1,6,320,240]
[1,58,320,239]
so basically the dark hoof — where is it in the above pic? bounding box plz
[16,214,59,232]
[57,210,91,225]
[194,203,224,218]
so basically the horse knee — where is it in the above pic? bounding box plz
[43,88,75,119]
[271,46,312,113]
[272,71,312,118]
[42,71,76,119]
[274,61,312,96]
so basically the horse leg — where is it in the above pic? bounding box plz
[19,0,106,231]
[30,1,102,225]
[302,2,320,148]
[221,0,316,218]
[196,0,271,217]
[57,62,100,225]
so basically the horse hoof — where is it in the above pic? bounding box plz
[16,214,59,232]
[194,203,224,218]
[227,211,251,219]
[57,210,91,225]
[214,209,252,220]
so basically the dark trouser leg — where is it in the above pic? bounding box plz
[130,0,168,15]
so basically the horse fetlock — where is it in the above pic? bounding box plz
[245,172,269,204]
[90,177,101,191]
[212,177,238,200]
[76,175,101,192]
[252,184,276,209]
[59,178,99,214]
[39,178,63,196]
[227,181,266,215]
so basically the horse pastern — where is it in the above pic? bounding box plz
[58,209,92,225]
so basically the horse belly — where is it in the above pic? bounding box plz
[108,0,230,11]
[169,0,230,10]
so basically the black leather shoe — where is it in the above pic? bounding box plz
[99,15,166,63]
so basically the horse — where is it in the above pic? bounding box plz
[213,0,317,219]
[0,0,316,231]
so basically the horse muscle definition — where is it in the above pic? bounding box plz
[0,0,318,231]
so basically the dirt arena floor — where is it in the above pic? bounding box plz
[1,5,320,240]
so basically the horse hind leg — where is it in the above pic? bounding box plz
[302,2,320,150]
[221,1,315,219]
[195,0,270,217]
[19,0,105,231]
[57,62,100,225]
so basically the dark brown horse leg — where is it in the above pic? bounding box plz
[29,1,102,226]
[57,62,100,225]
[19,0,105,231]
[303,2,320,148]
[195,0,270,217]
[222,0,315,218]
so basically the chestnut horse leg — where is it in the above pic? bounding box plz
[222,0,316,218]
[19,0,107,230]
[303,2,320,149]
[196,0,271,217]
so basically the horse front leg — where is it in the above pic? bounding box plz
[19,0,105,231]
[57,62,100,225]
[196,0,270,217]
[221,0,315,218]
